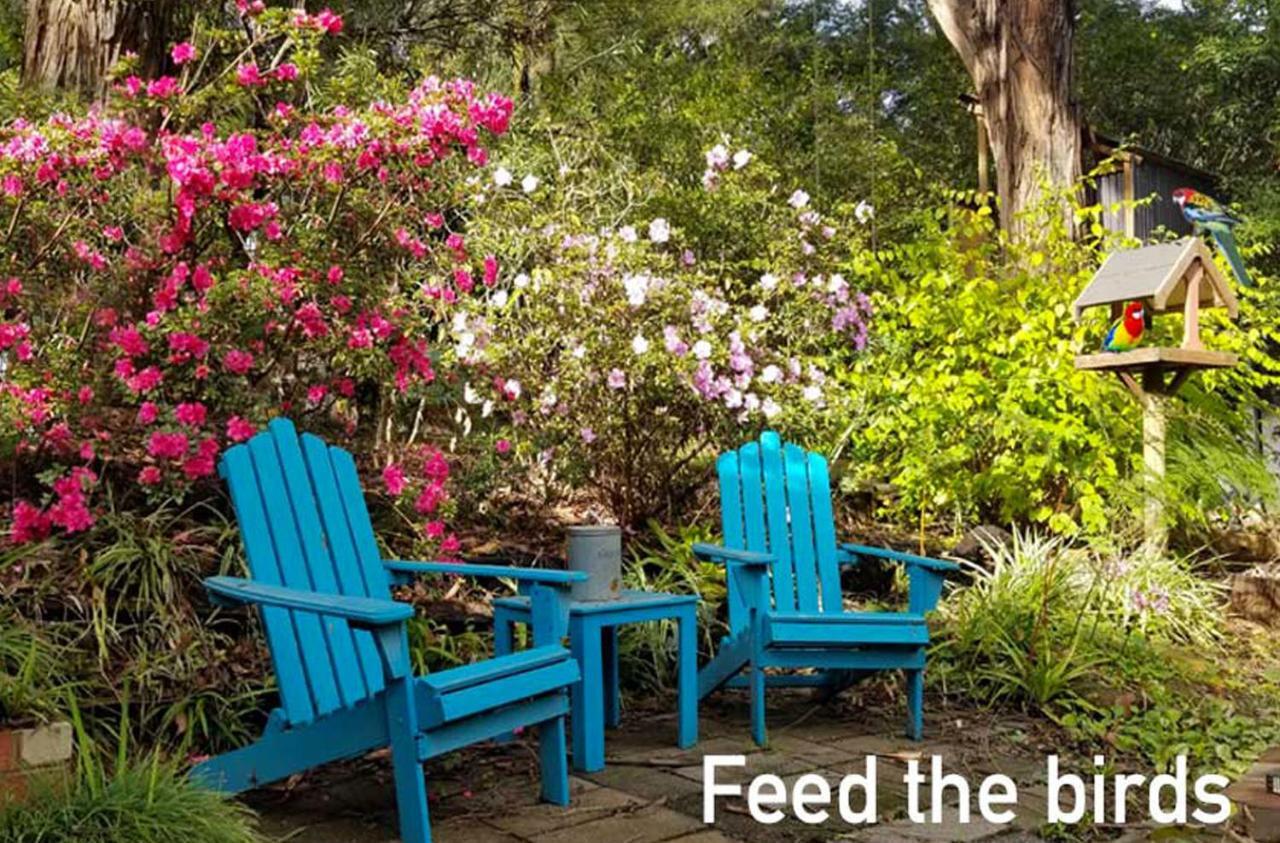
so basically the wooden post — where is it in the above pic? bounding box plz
[1122,155,1136,239]
[1141,371,1167,551]
[1182,262,1203,351]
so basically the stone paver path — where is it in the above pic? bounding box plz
[245,691,1227,842]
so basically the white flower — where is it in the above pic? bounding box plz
[749,304,769,323]
[692,340,713,360]
[464,383,481,404]
[743,393,760,412]
[451,312,469,332]
[521,174,540,193]
[760,364,781,384]
[631,334,650,355]
[733,149,752,170]
[571,344,587,359]
[803,385,822,403]
[481,399,494,418]
[827,274,847,294]
[759,273,778,292]
[491,290,509,308]
[454,331,475,355]
[855,200,875,224]
[503,379,522,400]
[648,217,670,244]
[761,398,781,418]
[493,167,513,187]
[788,189,810,209]
[705,144,729,170]
[623,273,649,307]
[724,388,743,409]
[618,225,638,243]
[514,273,530,289]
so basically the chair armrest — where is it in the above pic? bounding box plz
[838,543,960,572]
[204,576,413,628]
[692,543,774,567]
[383,560,586,587]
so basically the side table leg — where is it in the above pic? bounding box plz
[677,607,697,749]
[603,625,621,729]
[570,616,606,772]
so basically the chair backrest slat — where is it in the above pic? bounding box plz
[220,418,401,725]
[716,450,749,633]
[808,452,842,613]
[783,443,819,614]
[759,433,795,613]
[221,446,317,725]
[717,431,843,617]
[300,434,386,696]
[245,430,345,718]
[269,422,370,708]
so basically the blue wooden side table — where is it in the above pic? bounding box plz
[493,590,699,772]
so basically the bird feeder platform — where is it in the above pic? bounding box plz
[1074,347,1237,399]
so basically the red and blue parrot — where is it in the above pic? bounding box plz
[1102,300,1146,352]
[1172,187,1253,288]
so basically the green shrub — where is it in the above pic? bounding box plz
[933,529,1224,710]
[0,756,261,843]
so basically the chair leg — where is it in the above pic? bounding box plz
[386,678,431,843]
[570,616,606,772]
[906,669,924,741]
[537,712,571,806]
[603,625,620,729]
[749,611,766,747]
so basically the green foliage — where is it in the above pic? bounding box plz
[617,522,724,694]
[930,529,1271,771]
[0,703,261,843]
[0,603,67,726]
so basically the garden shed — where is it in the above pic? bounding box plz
[959,95,1219,241]
[1085,130,1220,242]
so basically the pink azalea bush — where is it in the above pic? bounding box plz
[453,145,873,525]
[0,7,512,552]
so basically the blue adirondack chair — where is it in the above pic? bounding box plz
[190,419,585,843]
[694,431,959,746]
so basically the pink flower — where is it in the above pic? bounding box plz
[137,402,159,425]
[383,464,407,496]
[146,76,181,99]
[495,439,511,454]
[226,417,255,442]
[607,369,626,390]
[10,500,51,544]
[307,384,328,405]
[147,431,189,460]
[235,62,265,88]
[440,534,461,555]
[171,42,196,65]
[222,349,254,375]
[138,466,163,486]
[580,427,596,444]
[274,63,299,82]
[174,401,207,427]
[77,386,94,405]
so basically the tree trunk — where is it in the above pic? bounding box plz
[23,0,175,100]
[926,0,1081,235]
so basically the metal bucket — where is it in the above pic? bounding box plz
[566,525,622,602]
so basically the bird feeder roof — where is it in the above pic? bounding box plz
[1072,238,1238,322]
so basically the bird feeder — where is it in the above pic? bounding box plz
[1073,238,1239,547]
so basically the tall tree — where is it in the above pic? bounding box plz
[22,0,175,99]
[926,0,1081,232]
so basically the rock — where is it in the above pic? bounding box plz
[1230,565,1280,626]
[950,525,1014,568]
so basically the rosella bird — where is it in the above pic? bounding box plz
[1172,187,1253,287]
[1102,300,1146,352]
